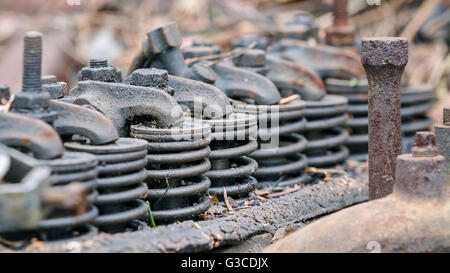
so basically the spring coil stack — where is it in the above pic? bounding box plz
[130,120,212,223]
[232,100,309,188]
[65,138,149,232]
[303,95,350,167]
[37,152,99,241]
[197,113,259,204]
[325,78,435,160]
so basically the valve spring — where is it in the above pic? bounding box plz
[304,95,350,167]
[325,78,436,161]
[36,152,99,241]
[197,113,259,204]
[65,138,149,233]
[232,99,309,188]
[130,119,212,223]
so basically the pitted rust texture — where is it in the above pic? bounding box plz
[265,132,449,253]
[361,37,408,200]
[434,106,449,180]
[20,171,368,253]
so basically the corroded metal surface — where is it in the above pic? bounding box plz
[435,106,449,179]
[265,132,449,253]
[361,37,408,200]
[19,169,368,253]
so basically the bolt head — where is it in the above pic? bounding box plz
[191,64,217,84]
[12,92,50,109]
[233,49,266,67]
[78,65,121,83]
[231,35,269,50]
[147,22,181,54]
[412,131,438,157]
[125,68,169,88]
[41,76,67,99]
[361,37,408,68]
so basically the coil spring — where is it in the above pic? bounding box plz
[37,151,99,241]
[197,113,259,204]
[233,99,309,188]
[65,138,148,233]
[304,95,350,167]
[326,79,435,160]
[130,120,211,223]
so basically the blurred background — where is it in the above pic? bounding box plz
[0,0,448,120]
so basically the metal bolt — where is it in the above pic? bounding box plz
[361,37,408,200]
[443,106,449,126]
[22,31,42,93]
[90,58,108,68]
[0,85,10,104]
[435,106,450,181]
[233,49,266,67]
[332,0,349,26]
[411,131,438,157]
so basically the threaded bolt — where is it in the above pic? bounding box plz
[90,58,108,68]
[22,31,42,93]
[332,0,349,26]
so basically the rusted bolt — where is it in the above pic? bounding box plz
[361,37,408,200]
[411,131,438,157]
[90,58,108,68]
[325,0,356,46]
[78,57,121,83]
[435,106,449,180]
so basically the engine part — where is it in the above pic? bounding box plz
[362,37,408,200]
[0,145,91,241]
[326,79,435,160]
[197,113,258,203]
[65,138,148,232]
[325,0,357,47]
[274,11,318,41]
[64,58,185,137]
[11,32,57,123]
[229,36,326,101]
[35,151,99,241]
[268,39,364,80]
[435,106,449,179]
[304,95,349,167]
[131,23,281,105]
[232,100,308,188]
[265,132,450,253]
[130,120,211,223]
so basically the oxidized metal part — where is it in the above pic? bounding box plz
[265,132,450,253]
[125,68,231,119]
[0,112,64,160]
[35,151,99,241]
[435,106,449,180]
[197,113,258,203]
[131,23,281,105]
[274,11,318,41]
[11,32,57,123]
[64,59,184,137]
[42,75,67,99]
[232,100,309,187]
[229,36,326,101]
[326,78,435,159]
[304,95,349,167]
[65,138,148,232]
[49,100,119,145]
[0,145,52,233]
[130,120,211,223]
[268,39,364,79]
[78,58,122,83]
[361,37,408,200]
[325,0,357,47]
